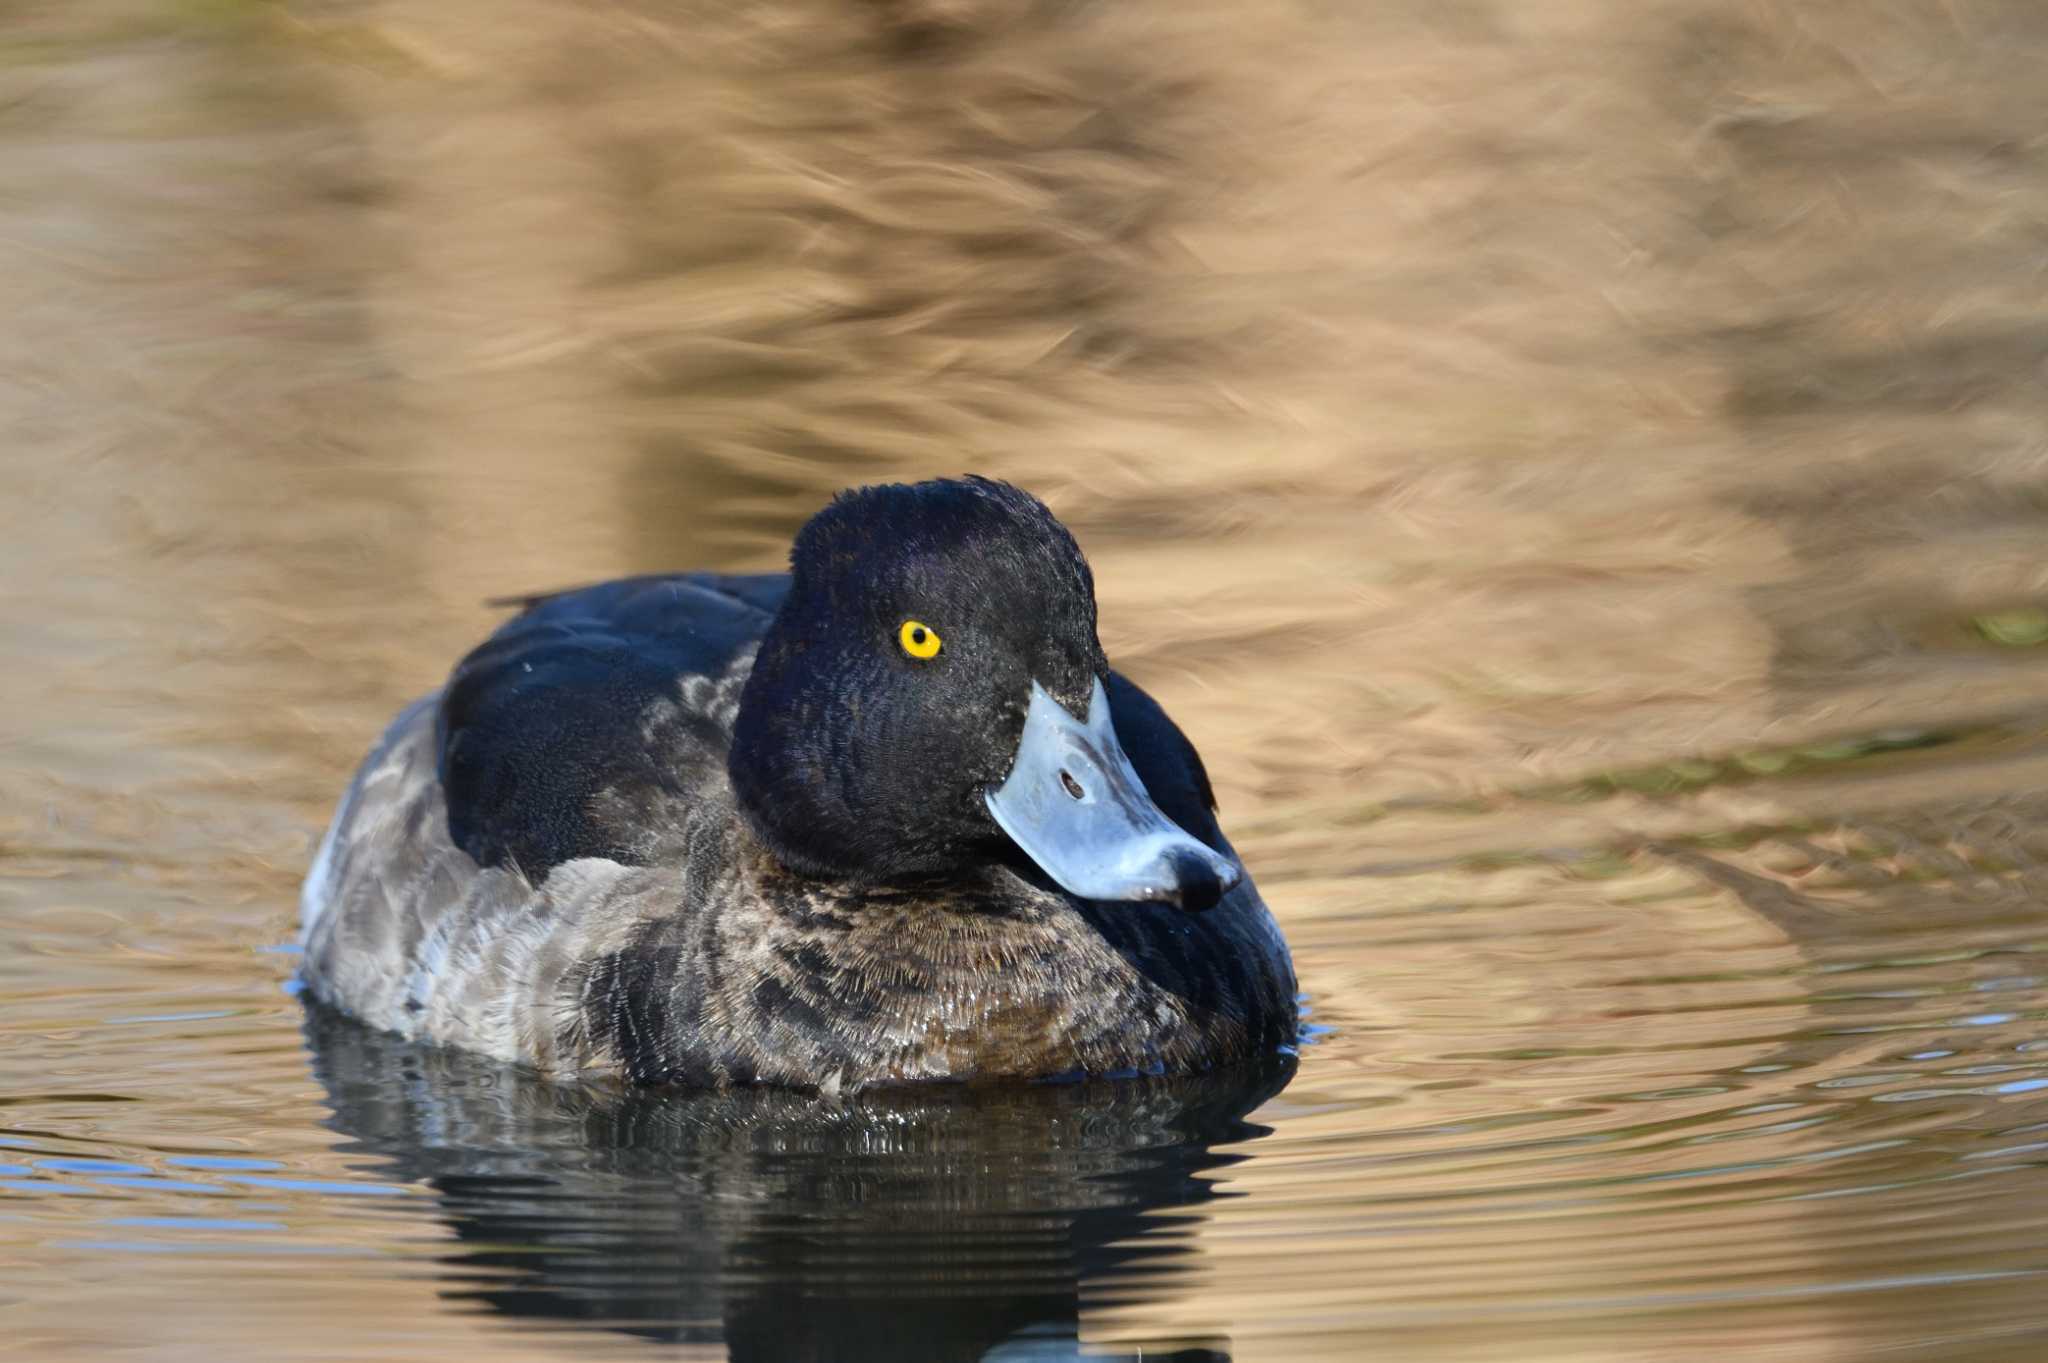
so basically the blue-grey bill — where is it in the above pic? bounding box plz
[984,677,1243,910]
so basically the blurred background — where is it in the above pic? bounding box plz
[5,1,2048,1359]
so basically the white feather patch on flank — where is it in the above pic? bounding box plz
[302,696,437,942]
[537,856,640,903]
[401,911,460,1032]
[299,805,346,939]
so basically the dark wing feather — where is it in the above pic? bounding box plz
[437,573,789,876]
[1103,671,1226,849]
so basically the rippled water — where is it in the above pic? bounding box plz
[7,2,2048,1359]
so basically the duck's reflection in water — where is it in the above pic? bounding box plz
[305,1008,1292,1361]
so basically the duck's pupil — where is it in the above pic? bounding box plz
[912,627,926,644]
[1060,770,1085,800]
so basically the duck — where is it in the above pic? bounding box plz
[299,476,1297,1090]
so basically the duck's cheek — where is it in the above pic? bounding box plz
[983,677,1240,912]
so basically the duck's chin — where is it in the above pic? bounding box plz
[732,792,1008,894]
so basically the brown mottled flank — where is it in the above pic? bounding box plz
[300,654,1296,1090]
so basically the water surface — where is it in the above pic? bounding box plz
[6,2,2048,1359]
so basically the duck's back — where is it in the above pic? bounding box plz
[435,573,788,873]
[300,574,785,1069]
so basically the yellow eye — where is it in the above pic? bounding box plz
[897,619,942,660]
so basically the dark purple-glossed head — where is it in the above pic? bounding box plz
[728,477,1239,909]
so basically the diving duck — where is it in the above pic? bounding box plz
[300,477,1296,1089]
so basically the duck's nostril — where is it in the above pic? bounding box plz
[1059,770,1085,800]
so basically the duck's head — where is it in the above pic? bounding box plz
[729,477,1241,911]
